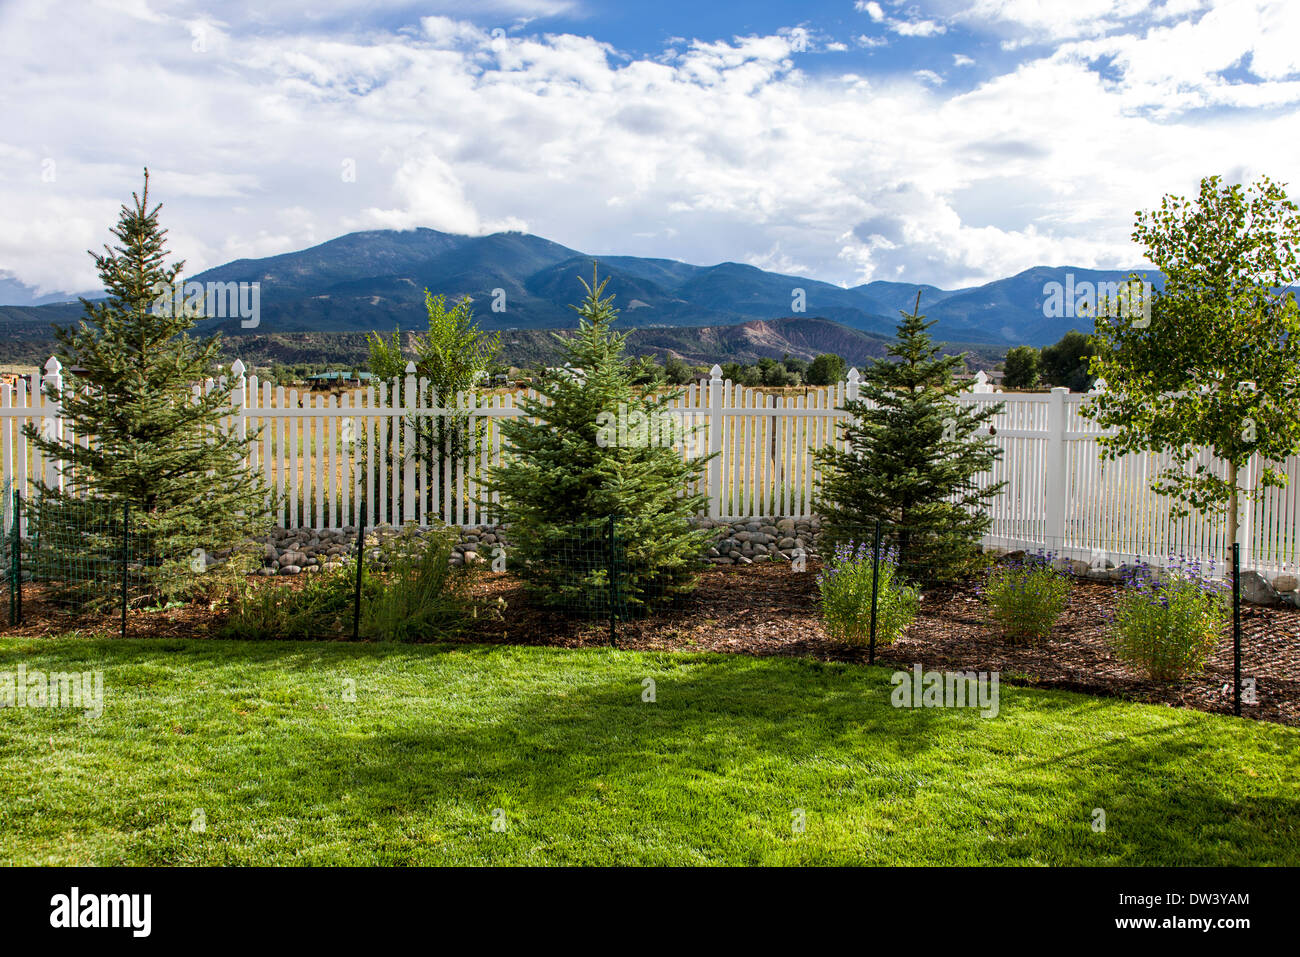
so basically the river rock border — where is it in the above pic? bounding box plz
[257,519,1300,607]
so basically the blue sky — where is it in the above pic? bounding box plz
[1,0,1297,298]
[488,0,1020,86]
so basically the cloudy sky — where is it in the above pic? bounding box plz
[2,0,1298,298]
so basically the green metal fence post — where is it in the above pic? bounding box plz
[608,514,617,648]
[10,491,20,626]
[868,519,882,666]
[353,497,366,641]
[120,501,129,640]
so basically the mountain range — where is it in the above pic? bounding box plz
[0,227,1162,364]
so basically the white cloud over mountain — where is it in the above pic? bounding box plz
[0,0,1296,296]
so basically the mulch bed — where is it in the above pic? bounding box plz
[459,563,1300,727]
[5,563,1298,726]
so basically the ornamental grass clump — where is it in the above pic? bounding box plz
[1109,555,1229,681]
[816,541,918,646]
[220,525,470,641]
[362,524,470,641]
[220,562,369,640]
[981,551,1070,642]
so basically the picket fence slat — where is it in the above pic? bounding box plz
[2,361,1298,575]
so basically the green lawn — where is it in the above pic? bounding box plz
[1,637,1297,865]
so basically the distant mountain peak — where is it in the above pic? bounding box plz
[1,226,1158,349]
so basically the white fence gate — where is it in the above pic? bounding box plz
[2,357,1297,574]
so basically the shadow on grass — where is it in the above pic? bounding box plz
[5,638,1298,864]
[220,646,1300,862]
[1004,702,1300,865]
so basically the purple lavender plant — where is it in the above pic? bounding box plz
[982,549,1070,642]
[1110,553,1229,681]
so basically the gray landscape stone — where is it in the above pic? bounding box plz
[1239,570,1280,606]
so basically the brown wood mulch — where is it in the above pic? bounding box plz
[457,564,1300,727]
[4,563,1298,726]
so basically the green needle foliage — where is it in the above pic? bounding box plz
[1086,174,1300,548]
[815,293,1005,580]
[481,265,712,615]
[24,169,267,601]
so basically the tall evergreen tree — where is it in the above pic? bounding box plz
[815,293,1005,580]
[25,169,266,597]
[481,266,711,614]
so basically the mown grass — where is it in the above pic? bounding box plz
[1,637,1296,865]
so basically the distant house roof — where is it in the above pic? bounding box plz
[307,371,373,381]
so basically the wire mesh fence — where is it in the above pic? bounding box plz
[9,492,180,635]
[501,515,709,644]
[213,514,643,643]
[3,484,1292,722]
[3,476,654,642]
[523,516,629,628]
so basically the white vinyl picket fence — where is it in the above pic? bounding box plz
[2,357,1298,574]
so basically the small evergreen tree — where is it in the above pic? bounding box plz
[25,169,266,599]
[481,267,712,615]
[815,293,1005,580]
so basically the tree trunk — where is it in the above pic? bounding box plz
[1226,460,1239,559]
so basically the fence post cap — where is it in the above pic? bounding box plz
[230,358,246,379]
[710,364,722,379]
[44,356,62,375]
[405,361,417,375]
[847,367,860,381]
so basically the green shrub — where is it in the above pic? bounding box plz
[1109,557,1229,681]
[982,551,1070,641]
[816,541,918,646]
